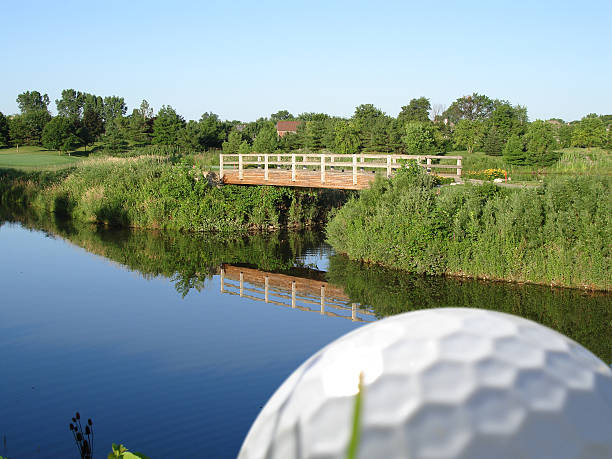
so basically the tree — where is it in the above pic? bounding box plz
[453,119,484,154]
[222,130,244,155]
[16,90,50,114]
[558,124,574,148]
[252,123,278,153]
[502,134,526,165]
[152,105,185,145]
[126,109,152,147]
[270,110,294,121]
[0,112,9,147]
[178,120,203,151]
[334,121,360,154]
[42,117,74,153]
[398,97,431,123]
[443,93,496,124]
[138,100,154,120]
[102,96,127,124]
[56,89,85,120]
[401,122,438,153]
[353,104,385,150]
[8,116,28,148]
[571,115,607,148]
[82,108,104,144]
[101,119,128,153]
[524,120,558,165]
[198,112,226,149]
[482,127,505,156]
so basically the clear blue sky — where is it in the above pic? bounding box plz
[2,0,610,122]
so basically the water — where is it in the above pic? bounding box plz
[0,215,610,458]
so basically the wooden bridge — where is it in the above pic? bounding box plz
[219,264,375,323]
[220,153,463,190]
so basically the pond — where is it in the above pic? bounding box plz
[0,213,610,458]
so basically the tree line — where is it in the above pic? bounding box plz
[0,90,610,165]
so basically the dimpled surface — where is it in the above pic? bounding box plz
[239,308,612,459]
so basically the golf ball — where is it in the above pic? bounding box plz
[239,308,612,459]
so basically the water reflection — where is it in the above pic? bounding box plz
[2,208,610,362]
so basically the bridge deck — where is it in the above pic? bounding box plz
[222,169,377,190]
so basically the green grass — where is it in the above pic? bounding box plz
[455,148,612,185]
[0,145,87,171]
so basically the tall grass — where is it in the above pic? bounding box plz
[326,163,611,291]
[0,156,348,232]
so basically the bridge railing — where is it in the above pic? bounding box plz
[219,153,462,184]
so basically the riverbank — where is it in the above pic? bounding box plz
[326,163,611,291]
[0,156,350,232]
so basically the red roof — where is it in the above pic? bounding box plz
[276,121,301,132]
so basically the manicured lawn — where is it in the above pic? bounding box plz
[0,145,87,170]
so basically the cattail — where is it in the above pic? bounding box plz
[69,423,74,431]
[76,412,80,420]
[72,417,77,423]
[85,425,90,435]
[76,432,82,441]
[87,419,92,426]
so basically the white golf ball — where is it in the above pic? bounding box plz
[239,308,612,459]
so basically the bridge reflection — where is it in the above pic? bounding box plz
[219,264,375,322]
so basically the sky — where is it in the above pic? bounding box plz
[1,0,611,122]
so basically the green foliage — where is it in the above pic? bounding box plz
[558,123,574,148]
[41,116,75,152]
[16,90,50,114]
[102,96,127,124]
[401,122,439,153]
[334,121,360,154]
[572,114,607,148]
[0,158,348,233]
[252,123,278,153]
[453,119,484,154]
[82,107,105,143]
[108,443,150,459]
[327,166,611,291]
[443,93,496,123]
[153,105,185,145]
[398,97,431,123]
[0,112,9,147]
[101,119,128,153]
[502,134,526,164]
[56,89,85,119]
[347,372,364,459]
[524,120,559,166]
[222,130,244,155]
[271,110,294,121]
[481,126,505,156]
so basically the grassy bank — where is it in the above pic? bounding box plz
[326,163,611,291]
[0,156,349,232]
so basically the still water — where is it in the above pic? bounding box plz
[0,215,610,458]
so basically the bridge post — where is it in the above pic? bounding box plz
[240,272,244,297]
[426,156,431,173]
[457,157,462,178]
[220,268,225,293]
[239,154,243,180]
[265,276,269,302]
[386,156,391,177]
[352,303,357,321]
[219,155,224,180]
[320,285,325,314]
[291,281,296,308]
[291,154,296,182]
[321,155,326,183]
[353,154,357,185]
[264,154,269,180]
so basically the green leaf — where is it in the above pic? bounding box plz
[347,372,364,459]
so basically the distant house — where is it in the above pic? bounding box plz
[276,121,301,137]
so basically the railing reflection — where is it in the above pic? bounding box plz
[219,264,375,322]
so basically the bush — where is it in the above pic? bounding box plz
[326,165,611,290]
